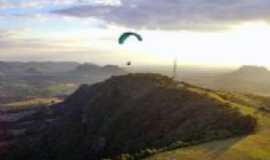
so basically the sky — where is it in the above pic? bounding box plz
[1,0,270,67]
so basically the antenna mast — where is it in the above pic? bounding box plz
[172,57,177,79]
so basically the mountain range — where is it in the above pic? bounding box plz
[0,62,126,101]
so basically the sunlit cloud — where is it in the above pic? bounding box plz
[54,0,270,31]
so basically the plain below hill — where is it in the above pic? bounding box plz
[5,74,257,160]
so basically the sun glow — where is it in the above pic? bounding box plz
[115,21,270,67]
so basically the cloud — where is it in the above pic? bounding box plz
[0,28,30,39]
[53,0,270,31]
[0,0,120,9]
[0,29,44,50]
[0,29,118,63]
[0,28,113,60]
[0,0,48,9]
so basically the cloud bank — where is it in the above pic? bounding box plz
[54,0,270,31]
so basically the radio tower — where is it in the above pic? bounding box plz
[172,57,177,79]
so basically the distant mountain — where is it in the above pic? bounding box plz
[74,64,125,75]
[74,63,100,73]
[184,65,270,95]
[209,66,270,95]
[0,61,127,99]
[64,64,126,84]
[0,61,80,74]
[24,67,43,75]
[6,74,256,160]
[223,65,270,81]
[237,65,269,73]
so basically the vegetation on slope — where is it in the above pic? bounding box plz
[4,74,257,160]
[147,84,270,160]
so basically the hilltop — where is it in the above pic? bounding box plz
[5,74,256,160]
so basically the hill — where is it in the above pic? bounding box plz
[214,66,270,95]
[218,65,270,83]
[183,65,270,96]
[5,74,256,160]
[147,86,270,160]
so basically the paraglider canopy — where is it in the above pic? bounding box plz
[118,32,143,45]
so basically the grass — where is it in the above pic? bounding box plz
[148,122,270,160]
[4,97,63,110]
[186,85,256,115]
[147,84,270,160]
[46,83,78,95]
